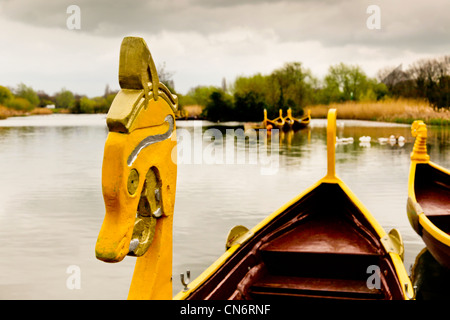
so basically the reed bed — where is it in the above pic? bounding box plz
[0,105,54,120]
[182,105,203,118]
[30,108,53,115]
[308,99,450,125]
[0,105,25,119]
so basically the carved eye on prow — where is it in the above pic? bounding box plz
[138,167,163,217]
[127,168,139,195]
[128,166,164,257]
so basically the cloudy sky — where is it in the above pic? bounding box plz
[0,0,448,97]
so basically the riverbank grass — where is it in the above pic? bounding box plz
[308,99,450,125]
[0,104,54,119]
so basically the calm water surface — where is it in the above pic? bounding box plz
[0,114,448,299]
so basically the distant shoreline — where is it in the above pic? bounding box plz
[179,99,450,126]
[0,105,72,120]
[2,99,449,126]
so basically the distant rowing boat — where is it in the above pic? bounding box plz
[244,109,310,132]
[265,109,285,130]
[283,108,310,131]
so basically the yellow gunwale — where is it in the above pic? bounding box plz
[174,109,413,300]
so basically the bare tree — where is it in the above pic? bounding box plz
[406,56,450,109]
[377,64,408,87]
[157,62,175,91]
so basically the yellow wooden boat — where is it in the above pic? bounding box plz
[283,108,311,131]
[265,109,285,130]
[407,120,450,269]
[95,36,414,300]
[245,108,310,132]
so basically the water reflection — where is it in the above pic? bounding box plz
[411,248,450,300]
[0,115,448,299]
[173,119,449,296]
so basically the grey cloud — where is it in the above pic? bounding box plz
[1,0,449,53]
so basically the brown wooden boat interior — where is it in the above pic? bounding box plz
[289,122,307,132]
[186,183,404,300]
[283,118,309,131]
[414,163,450,233]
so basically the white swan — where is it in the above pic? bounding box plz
[377,135,406,146]
[359,136,371,142]
[336,137,354,144]
[389,135,397,145]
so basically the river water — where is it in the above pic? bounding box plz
[0,114,448,299]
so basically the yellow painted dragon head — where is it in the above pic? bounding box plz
[410,120,430,162]
[95,37,178,299]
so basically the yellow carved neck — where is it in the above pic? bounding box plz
[410,120,430,163]
[287,108,292,118]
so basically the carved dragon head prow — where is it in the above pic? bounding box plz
[95,37,178,299]
[410,120,430,163]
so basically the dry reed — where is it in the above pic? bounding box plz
[182,105,203,117]
[0,105,54,120]
[308,99,450,125]
[30,108,53,115]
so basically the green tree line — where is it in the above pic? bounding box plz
[178,62,388,122]
[1,56,448,121]
[178,56,450,122]
[0,83,117,114]
[0,62,172,115]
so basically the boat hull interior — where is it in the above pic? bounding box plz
[414,163,450,226]
[414,163,450,268]
[185,183,404,300]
